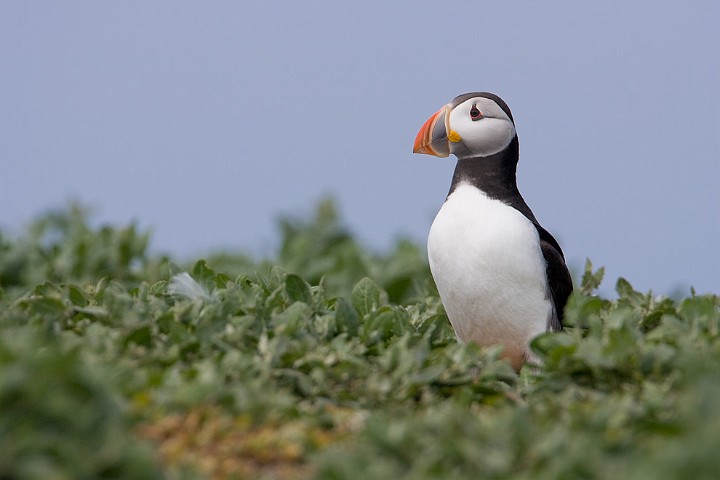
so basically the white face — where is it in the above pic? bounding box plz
[447,97,516,158]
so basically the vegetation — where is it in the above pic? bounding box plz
[1,201,718,479]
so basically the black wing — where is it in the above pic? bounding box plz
[534,224,573,331]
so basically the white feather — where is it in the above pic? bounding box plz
[427,183,551,368]
[168,272,211,301]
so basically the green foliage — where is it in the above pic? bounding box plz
[0,201,718,479]
[208,198,435,304]
[0,322,162,479]
[0,203,165,295]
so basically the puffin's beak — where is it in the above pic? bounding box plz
[413,105,452,157]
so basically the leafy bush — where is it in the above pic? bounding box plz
[0,202,718,479]
[0,320,163,479]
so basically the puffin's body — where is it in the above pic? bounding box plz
[414,92,572,370]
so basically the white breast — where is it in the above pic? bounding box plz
[427,183,551,367]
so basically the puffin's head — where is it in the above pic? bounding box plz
[413,92,516,159]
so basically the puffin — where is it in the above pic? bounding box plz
[413,92,572,370]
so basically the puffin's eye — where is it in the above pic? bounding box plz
[470,105,483,121]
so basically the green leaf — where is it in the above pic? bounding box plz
[580,258,605,294]
[67,284,88,306]
[615,277,645,307]
[679,295,720,325]
[335,297,360,336]
[21,296,67,315]
[148,280,168,296]
[191,259,216,284]
[563,293,605,328]
[351,277,381,316]
[531,331,578,361]
[124,325,153,348]
[285,273,313,304]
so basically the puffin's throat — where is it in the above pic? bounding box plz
[448,136,537,223]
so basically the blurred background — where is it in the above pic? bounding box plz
[1,1,718,295]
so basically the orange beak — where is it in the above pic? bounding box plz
[413,105,450,157]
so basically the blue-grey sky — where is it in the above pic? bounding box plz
[2,1,718,295]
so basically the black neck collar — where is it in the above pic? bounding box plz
[447,136,538,223]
